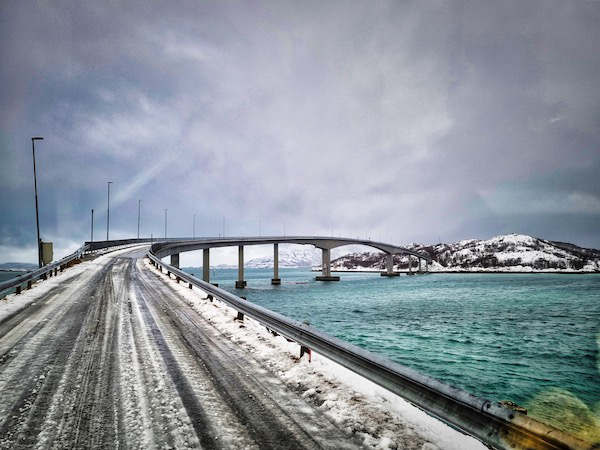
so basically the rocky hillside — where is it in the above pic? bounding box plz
[330,234,600,272]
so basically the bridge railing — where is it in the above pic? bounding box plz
[146,248,587,450]
[85,237,158,251]
[0,243,89,299]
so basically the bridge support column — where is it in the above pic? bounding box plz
[236,245,247,288]
[407,255,413,275]
[271,243,281,285]
[381,254,399,277]
[426,259,429,272]
[418,257,422,273]
[170,253,180,269]
[315,248,339,281]
[203,248,210,283]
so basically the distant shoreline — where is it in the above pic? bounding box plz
[311,269,600,274]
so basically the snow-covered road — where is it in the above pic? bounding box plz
[0,246,484,449]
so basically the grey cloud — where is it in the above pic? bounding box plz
[1,0,599,263]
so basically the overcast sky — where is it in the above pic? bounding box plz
[1,0,599,264]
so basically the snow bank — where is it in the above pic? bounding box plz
[147,259,485,450]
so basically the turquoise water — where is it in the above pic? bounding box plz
[0,272,22,283]
[184,267,600,433]
[0,271,23,294]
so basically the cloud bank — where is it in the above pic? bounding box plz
[1,0,599,263]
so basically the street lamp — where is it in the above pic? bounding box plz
[31,136,43,268]
[106,181,113,240]
[164,209,168,238]
[193,213,196,239]
[137,199,141,239]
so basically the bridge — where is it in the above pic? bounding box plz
[88,235,434,285]
[0,238,585,450]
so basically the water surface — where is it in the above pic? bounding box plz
[183,267,600,435]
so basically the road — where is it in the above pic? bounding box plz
[0,246,362,449]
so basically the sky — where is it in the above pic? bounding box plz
[1,0,599,265]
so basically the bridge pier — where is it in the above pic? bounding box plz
[426,259,429,272]
[381,254,399,277]
[315,248,339,281]
[170,253,180,269]
[271,243,281,285]
[203,248,210,283]
[407,255,413,275]
[235,245,247,288]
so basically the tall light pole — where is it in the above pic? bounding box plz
[164,209,168,238]
[137,200,141,239]
[91,209,94,242]
[106,181,113,240]
[31,137,43,268]
[193,213,196,239]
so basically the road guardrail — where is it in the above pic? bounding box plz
[0,239,160,299]
[0,244,89,299]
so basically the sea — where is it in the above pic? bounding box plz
[0,271,26,291]
[0,272,17,283]
[183,267,600,436]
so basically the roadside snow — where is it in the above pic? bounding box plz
[146,259,485,450]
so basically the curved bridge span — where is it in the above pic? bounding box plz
[151,236,432,285]
[87,236,432,285]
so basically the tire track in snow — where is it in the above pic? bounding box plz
[133,272,222,449]
[0,261,115,449]
[120,261,204,449]
[136,260,360,450]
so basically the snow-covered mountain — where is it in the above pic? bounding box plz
[246,246,320,268]
[330,234,600,272]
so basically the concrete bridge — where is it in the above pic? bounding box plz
[143,235,433,286]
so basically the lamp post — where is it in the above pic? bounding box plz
[193,213,196,239]
[91,209,94,241]
[31,137,43,268]
[106,181,113,240]
[137,200,141,239]
[164,209,168,238]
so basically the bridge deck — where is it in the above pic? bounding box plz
[85,236,433,261]
[0,245,465,449]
